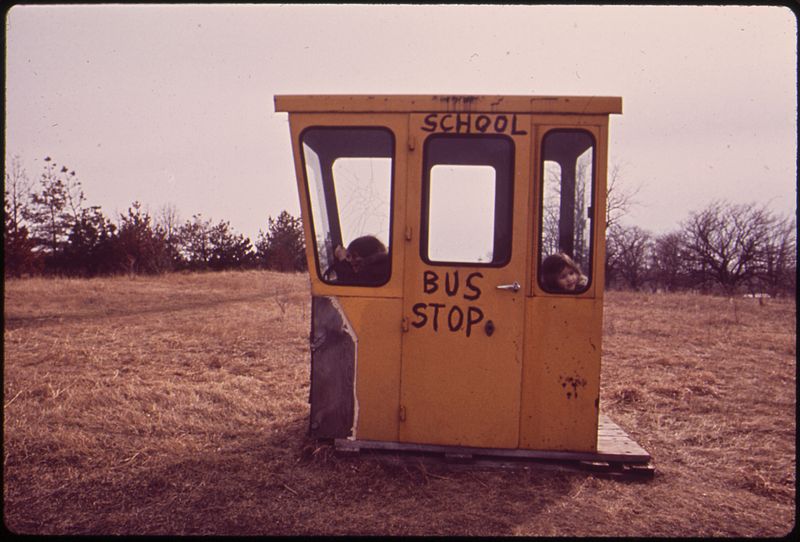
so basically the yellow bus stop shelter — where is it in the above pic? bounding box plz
[275,95,651,472]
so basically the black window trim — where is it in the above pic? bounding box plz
[536,128,598,295]
[419,133,516,268]
[299,125,397,287]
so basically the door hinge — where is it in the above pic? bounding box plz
[399,405,406,422]
[401,316,410,332]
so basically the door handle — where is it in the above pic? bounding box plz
[496,281,521,292]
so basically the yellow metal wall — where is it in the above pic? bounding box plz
[519,296,603,451]
[334,296,403,442]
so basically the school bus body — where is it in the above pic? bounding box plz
[276,95,621,452]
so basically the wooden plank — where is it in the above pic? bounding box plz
[335,414,651,464]
[596,415,651,459]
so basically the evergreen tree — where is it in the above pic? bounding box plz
[207,220,255,270]
[26,157,71,260]
[117,202,170,275]
[63,206,118,276]
[4,197,39,277]
[177,214,212,270]
[256,211,306,272]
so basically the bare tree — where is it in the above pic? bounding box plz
[156,203,182,269]
[4,155,38,277]
[62,166,86,225]
[541,155,592,268]
[650,231,690,292]
[606,223,653,290]
[4,155,33,237]
[156,203,181,241]
[759,214,796,297]
[682,200,773,294]
[541,162,562,257]
[605,163,641,230]
[603,163,643,288]
[573,155,590,270]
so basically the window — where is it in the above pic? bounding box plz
[428,165,497,262]
[422,135,514,266]
[301,127,394,286]
[538,130,595,294]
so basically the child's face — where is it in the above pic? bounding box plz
[347,252,364,272]
[557,268,580,291]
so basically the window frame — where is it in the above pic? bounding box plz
[536,128,598,295]
[299,125,396,287]
[419,133,516,268]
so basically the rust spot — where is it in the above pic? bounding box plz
[559,374,588,399]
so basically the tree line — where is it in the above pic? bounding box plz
[606,201,796,297]
[5,155,796,297]
[4,155,306,277]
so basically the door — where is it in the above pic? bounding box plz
[399,113,531,449]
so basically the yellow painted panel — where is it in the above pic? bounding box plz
[519,296,603,451]
[398,114,531,449]
[399,280,525,448]
[336,296,403,442]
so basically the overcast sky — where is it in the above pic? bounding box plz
[5,4,797,243]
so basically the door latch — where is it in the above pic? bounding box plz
[496,281,521,292]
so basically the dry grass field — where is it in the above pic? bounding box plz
[3,270,796,536]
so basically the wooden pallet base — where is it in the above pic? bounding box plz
[334,414,654,478]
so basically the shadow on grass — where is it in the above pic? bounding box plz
[5,414,595,536]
